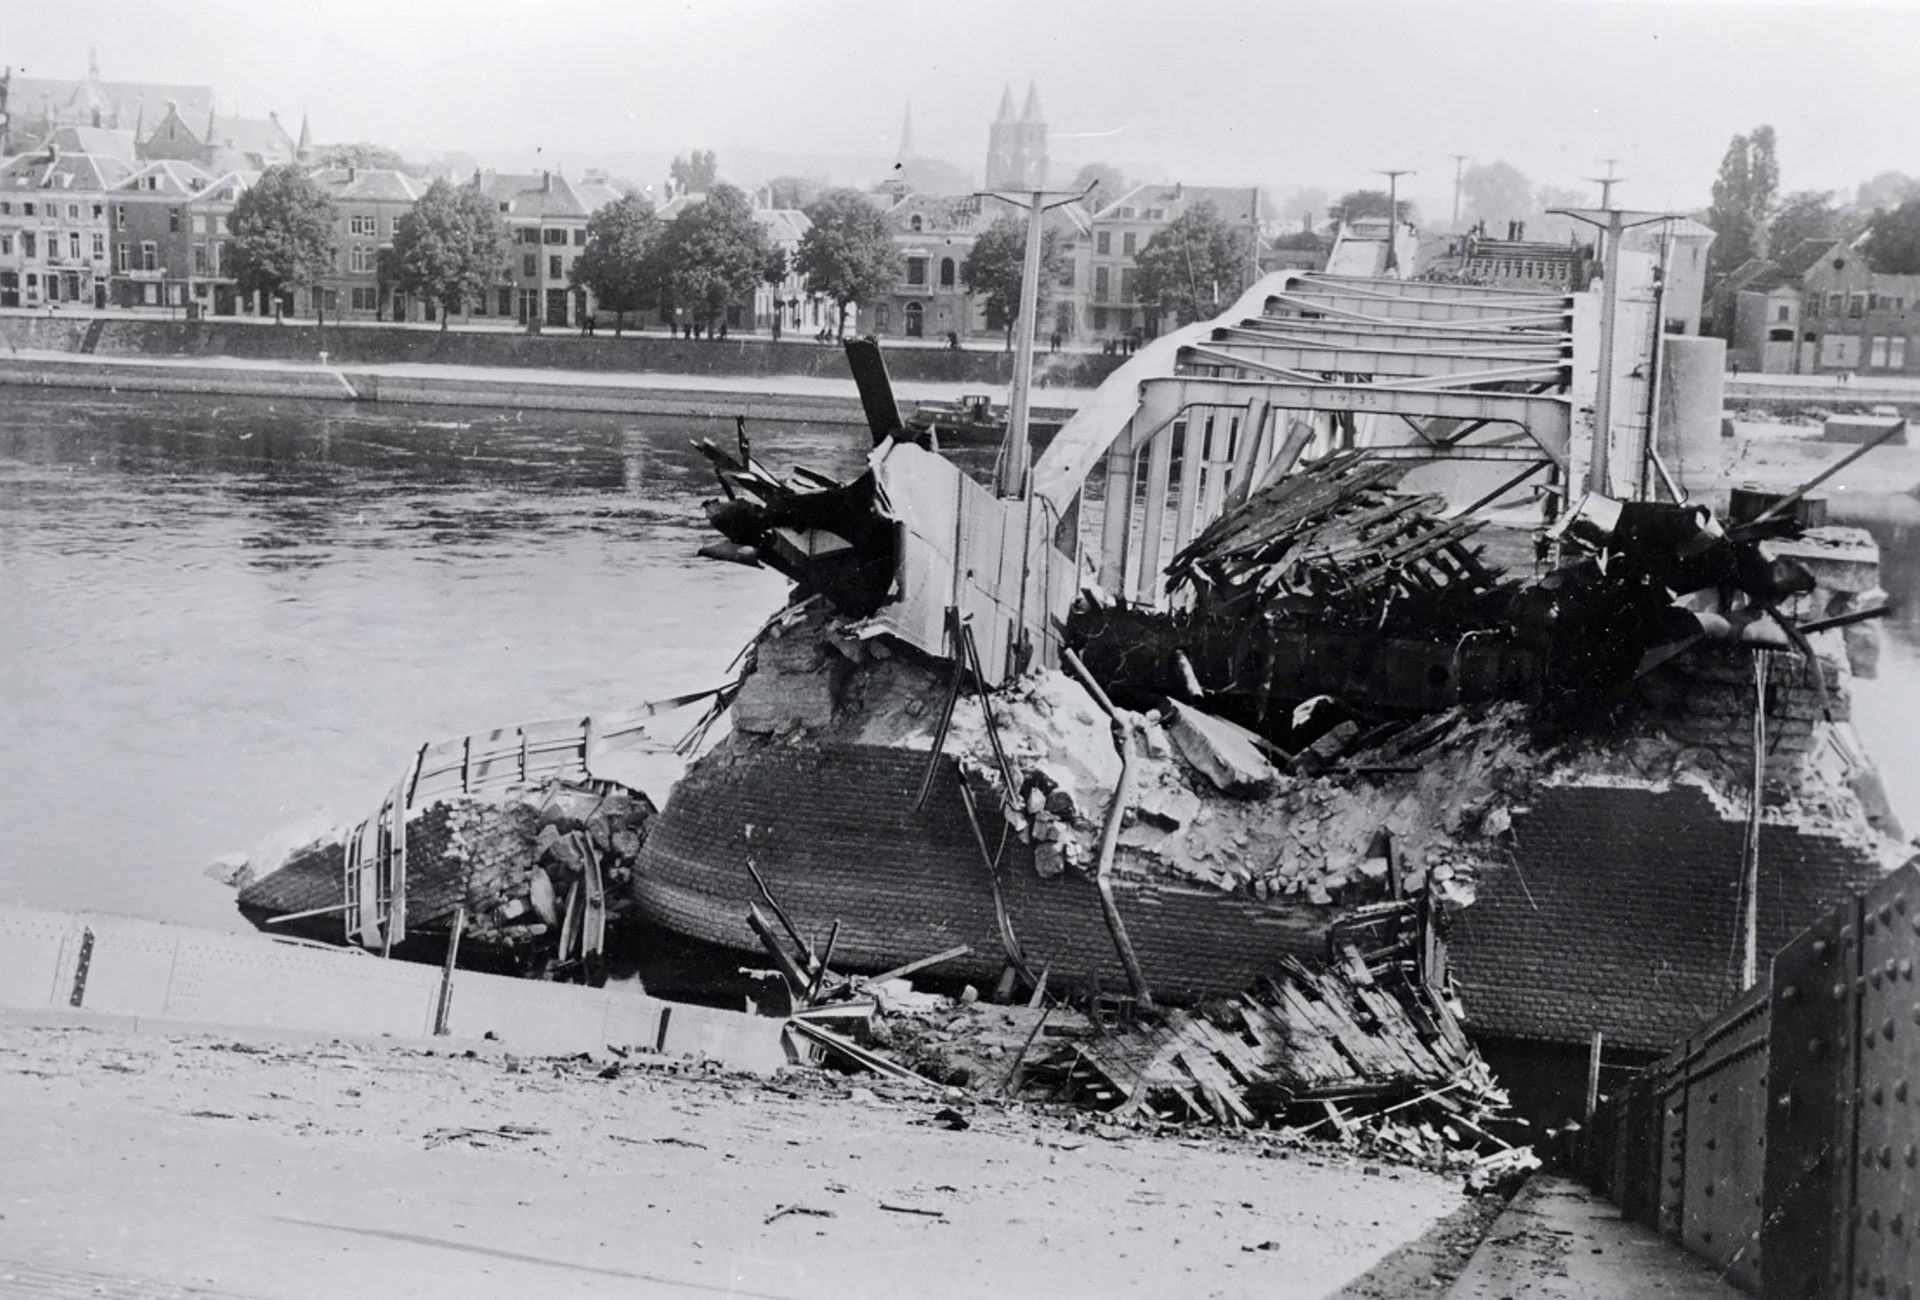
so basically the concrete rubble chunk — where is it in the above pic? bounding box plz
[1163,699,1281,796]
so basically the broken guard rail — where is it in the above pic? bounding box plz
[1570,861,1919,1297]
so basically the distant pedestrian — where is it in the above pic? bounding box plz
[719,321,728,340]
[1049,331,1061,353]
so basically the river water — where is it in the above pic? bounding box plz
[2,391,1917,930]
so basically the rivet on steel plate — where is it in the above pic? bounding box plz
[1782,983,1800,1003]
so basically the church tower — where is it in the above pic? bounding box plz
[984,80,1048,190]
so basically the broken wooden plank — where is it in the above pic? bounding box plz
[786,1016,930,1088]
[863,944,971,987]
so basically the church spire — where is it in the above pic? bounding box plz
[296,110,313,163]
[896,103,916,165]
[995,84,1016,123]
[1021,80,1044,123]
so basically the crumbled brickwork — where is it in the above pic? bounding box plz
[1450,781,1884,1053]
[635,739,1328,1002]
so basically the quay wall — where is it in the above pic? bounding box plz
[0,901,792,1070]
[0,314,1126,390]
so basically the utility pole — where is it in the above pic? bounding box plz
[1374,169,1413,274]
[980,186,1085,499]
[1450,154,1470,233]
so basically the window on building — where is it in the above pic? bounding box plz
[91,233,103,259]
[1828,292,1843,315]
[1776,304,1790,322]
[1122,231,1137,256]
[1096,231,1111,255]
[543,227,567,245]
[523,253,537,278]
[939,257,955,288]
[68,232,79,260]
[910,215,923,232]
[92,204,102,220]
[1893,337,1909,369]
[21,232,35,258]
[115,243,128,271]
[548,254,563,279]
[572,228,585,246]
[66,203,78,220]
[141,241,157,271]
[1095,265,1110,302]
[169,207,181,233]
[906,257,927,286]
[1870,293,1882,310]
[1871,336,1890,368]
[1092,306,1108,331]
[0,202,9,215]
[115,204,125,229]
[1118,207,1136,219]
[0,235,9,255]
[1806,295,1822,319]
[193,244,209,275]
[1057,260,1074,288]
[22,202,33,216]
[1146,207,1166,220]
[1119,267,1137,302]
[351,286,378,311]
[518,227,538,245]
[1849,293,1866,318]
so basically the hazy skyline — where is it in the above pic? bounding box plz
[10,0,1920,215]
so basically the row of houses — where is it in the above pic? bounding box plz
[1721,238,1920,376]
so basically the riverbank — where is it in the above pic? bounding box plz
[0,348,1095,425]
[0,1008,1470,1300]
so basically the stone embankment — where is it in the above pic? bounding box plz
[0,313,1116,423]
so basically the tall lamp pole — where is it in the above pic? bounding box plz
[980,185,1088,499]
[1374,169,1413,274]
[1450,155,1469,233]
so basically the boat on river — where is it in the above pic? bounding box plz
[907,393,1063,445]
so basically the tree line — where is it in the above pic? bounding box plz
[221,155,1272,340]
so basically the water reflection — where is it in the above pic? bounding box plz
[0,391,867,928]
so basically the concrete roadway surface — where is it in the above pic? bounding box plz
[0,1011,1745,1299]
[1,1010,1468,1300]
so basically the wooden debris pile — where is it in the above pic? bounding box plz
[694,422,896,618]
[1165,450,1511,632]
[1020,899,1525,1166]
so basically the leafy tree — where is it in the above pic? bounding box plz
[795,188,898,339]
[1133,201,1253,328]
[1336,188,1416,223]
[1857,171,1920,214]
[569,194,661,335]
[1070,162,1130,212]
[669,149,718,194]
[228,164,338,319]
[1460,161,1534,230]
[389,178,508,330]
[1861,199,1920,275]
[765,174,827,210]
[1531,185,1591,244]
[657,182,770,332]
[1768,190,1844,260]
[961,212,1068,350]
[317,142,408,171]
[1707,126,1779,280]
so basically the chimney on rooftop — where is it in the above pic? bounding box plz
[542,170,552,193]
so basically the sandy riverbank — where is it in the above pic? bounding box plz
[1,1010,1475,1300]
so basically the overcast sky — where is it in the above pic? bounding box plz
[12,0,1920,212]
